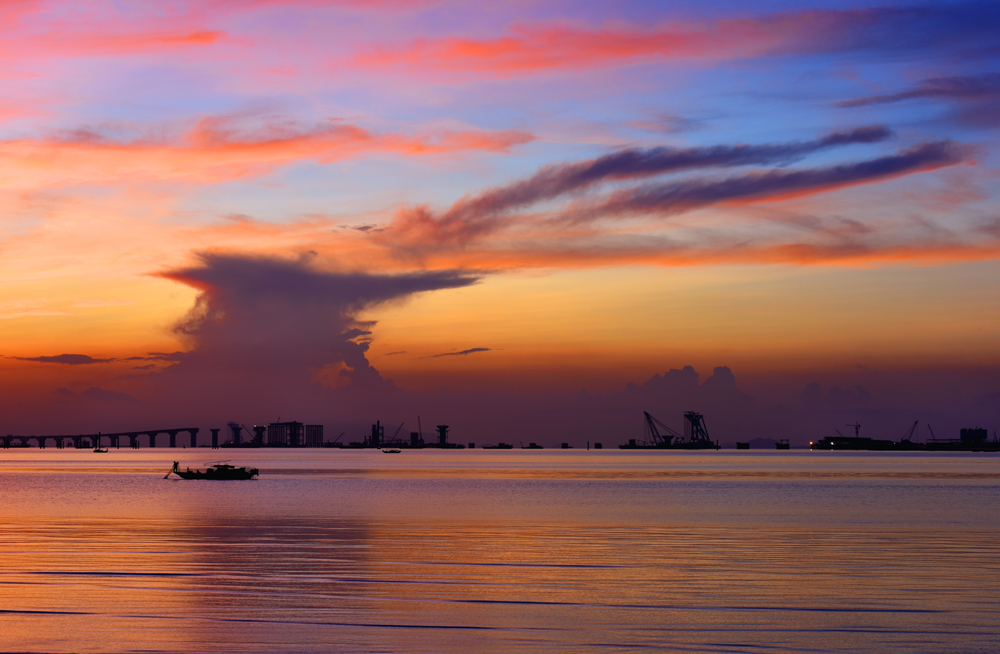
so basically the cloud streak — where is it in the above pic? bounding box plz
[428,347,492,358]
[12,354,115,365]
[837,73,1000,108]
[382,137,968,254]
[0,115,533,188]
[354,4,1000,76]
[837,73,1000,128]
[440,126,893,224]
[583,141,966,220]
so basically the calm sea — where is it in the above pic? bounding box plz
[0,449,997,653]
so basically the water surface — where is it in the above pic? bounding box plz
[0,449,997,653]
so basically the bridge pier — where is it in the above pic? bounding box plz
[211,428,220,449]
[2,427,204,450]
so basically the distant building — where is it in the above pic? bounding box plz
[268,421,303,447]
[961,427,988,444]
[305,424,324,447]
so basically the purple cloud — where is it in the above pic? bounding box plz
[442,126,893,223]
[145,252,479,419]
[14,354,115,365]
[836,74,1000,108]
[429,347,492,358]
[572,141,965,221]
[81,387,138,403]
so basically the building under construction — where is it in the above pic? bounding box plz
[221,421,324,447]
[620,411,720,450]
[346,421,465,448]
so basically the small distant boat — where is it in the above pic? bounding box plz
[166,461,258,480]
[380,448,401,454]
[93,447,108,453]
[483,443,514,449]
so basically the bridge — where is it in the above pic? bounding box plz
[1,427,211,449]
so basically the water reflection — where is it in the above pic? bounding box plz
[0,452,997,652]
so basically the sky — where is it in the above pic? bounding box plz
[0,0,998,445]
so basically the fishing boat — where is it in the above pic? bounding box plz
[166,461,258,480]
[380,448,401,454]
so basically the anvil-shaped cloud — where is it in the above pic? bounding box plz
[147,252,479,419]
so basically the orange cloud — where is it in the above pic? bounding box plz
[360,237,1000,272]
[185,206,999,275]
[0,115,533,188]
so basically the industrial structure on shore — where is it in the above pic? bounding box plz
[222,422,325,448]
[1,413,996,451]
[810,422,1000,451]
[343,421,465,449]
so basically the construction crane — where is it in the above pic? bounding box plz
[643,411,681,446]
[226,422,255,446]
[683,411,715,447]
[387,421,406,445]
[846,422,861,438]
[900,420,919,443]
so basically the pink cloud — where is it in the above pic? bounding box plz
[351,14,834,75]
[0,3,227,63]
[0,0,437,66]
[350,6,993,77]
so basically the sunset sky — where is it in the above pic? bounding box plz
[1,0,997,443]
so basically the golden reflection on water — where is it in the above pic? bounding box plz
[0,450,997,652]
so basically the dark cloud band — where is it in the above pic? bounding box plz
[584,141,965,220]
[13,354,115,365]
[836,73,1000,107]
[444,126,893,223]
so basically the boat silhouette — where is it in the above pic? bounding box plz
[166,461,258,480]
